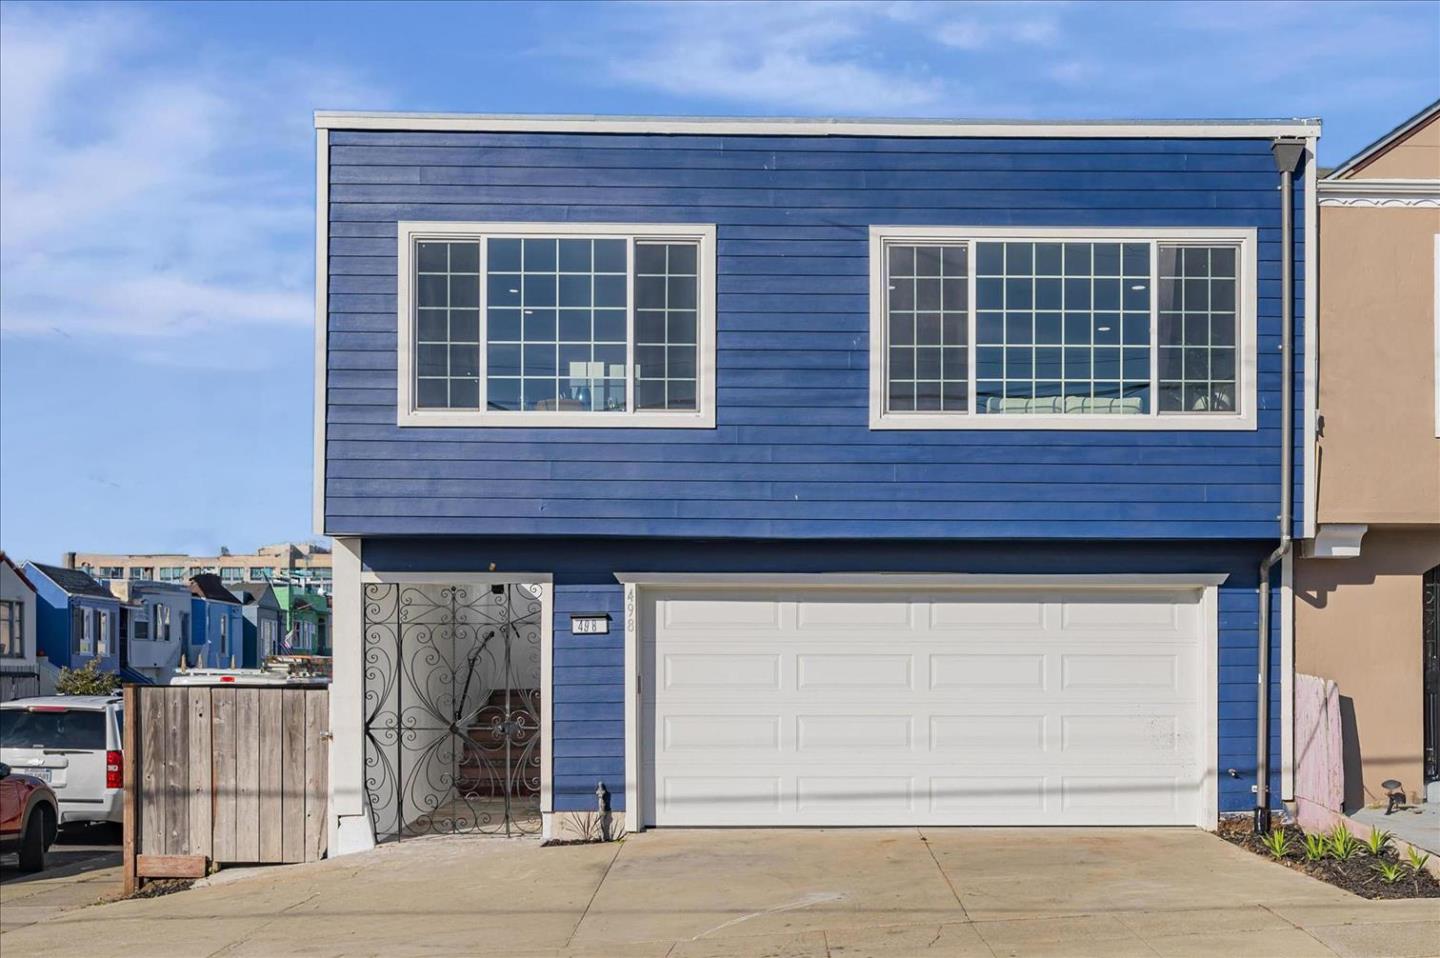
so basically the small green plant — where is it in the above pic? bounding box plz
[1406,846,1431,873]
[1373,860,1407,884]
[1303,832,1328,862]
[1363,829,1393,856]
[55,658,121,696]
[1328,824,1360,862]
[1261,828,1292,858]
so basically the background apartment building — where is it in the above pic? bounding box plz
[65,541,333,594]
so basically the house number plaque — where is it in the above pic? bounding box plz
[571,614,611,635]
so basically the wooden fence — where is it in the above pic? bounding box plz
[123,684,329,892]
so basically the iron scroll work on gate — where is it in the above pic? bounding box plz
[362,582,543,838]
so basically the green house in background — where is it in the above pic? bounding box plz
[271,585,330,655]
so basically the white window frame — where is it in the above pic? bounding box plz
[80,607,94,655]
[96,609,109,656]
[396,221,717,428]
[868,226,1259,430]
[218,613,229,658]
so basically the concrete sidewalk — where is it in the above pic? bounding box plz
[1,828,1437,957]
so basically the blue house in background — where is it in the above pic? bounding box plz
[24,562,121,674]
[188,574,246,668]
[313,111,1319,852]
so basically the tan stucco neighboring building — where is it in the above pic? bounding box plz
[1295,101,1440,808]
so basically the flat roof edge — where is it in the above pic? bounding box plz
[313,111,1321,138]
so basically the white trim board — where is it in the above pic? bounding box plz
[614,572,1231,588]
[395,221,717,429]
[866,226,1259,431]
[313,129,329,536]
[619,573,1225,832]
[315,111,1319,139]
[1303,137,1319,541]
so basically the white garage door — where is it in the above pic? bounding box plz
[641,586,1211,827]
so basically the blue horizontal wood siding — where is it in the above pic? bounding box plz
[325,129,1306,539]
[363,536,1283,816]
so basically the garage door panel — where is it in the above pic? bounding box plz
[662,775,783,815]
[660,596,785,630]
[1061,776,1183,816]
[797,653,913,689]
[796,776,914,813]
[930,653,1047,690]
[930,714,1048,752]
[644,586,1208,827]
[663,714,781,751]
[797,714,913,751]
[797,597,915,630]
[663,652,781,691]
[1060,592,1196,633]
[933,776,1048,812]
[1059,713,1184,756]
[928,595,1048,629]
[1060,652,1183,692]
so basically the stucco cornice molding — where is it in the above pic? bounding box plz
[1318,195,1440,208]
[1318,178,1440,207]
[1303,523,1369,558]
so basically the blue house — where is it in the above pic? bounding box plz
[314,112,1318,851]
[24,562,121,674]
[188,574,245,668]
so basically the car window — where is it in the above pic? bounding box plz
[0,709,108,749]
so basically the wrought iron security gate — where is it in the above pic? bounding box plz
[363,582,542,838]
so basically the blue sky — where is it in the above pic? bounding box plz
[1,0,1437,564]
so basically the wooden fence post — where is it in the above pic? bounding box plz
[121,684,138,895]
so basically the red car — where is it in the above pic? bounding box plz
[0,761,58,872]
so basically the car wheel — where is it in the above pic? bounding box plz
[17,806,52,872]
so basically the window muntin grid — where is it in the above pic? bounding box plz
[634,242,700,411]
[408,230,710,420]
[1157,245,1238,413]
[886,244,969,412]
[975,241,1151,415]
[415,241,481,409]
[875,232,1249,425]
[484,237,628,413]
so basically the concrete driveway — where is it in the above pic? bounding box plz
[1,828,1437,957]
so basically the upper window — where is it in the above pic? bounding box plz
[0,600,22,659]
[870,228,1256,430]
[398,223,716,427]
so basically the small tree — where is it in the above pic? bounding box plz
[56,658,121,696]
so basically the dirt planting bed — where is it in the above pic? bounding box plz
[1219,818,1440,899]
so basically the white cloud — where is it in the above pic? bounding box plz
[0,4,384,348]
[602,1,942,113]
[936,10,1060,50]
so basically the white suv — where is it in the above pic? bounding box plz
[0,696,124,827]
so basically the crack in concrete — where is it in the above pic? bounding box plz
[203,891,321,958]
[917,828,973,925]
[690,891,845,940]
[1258,902,1344,957]
[562,840,623,950]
